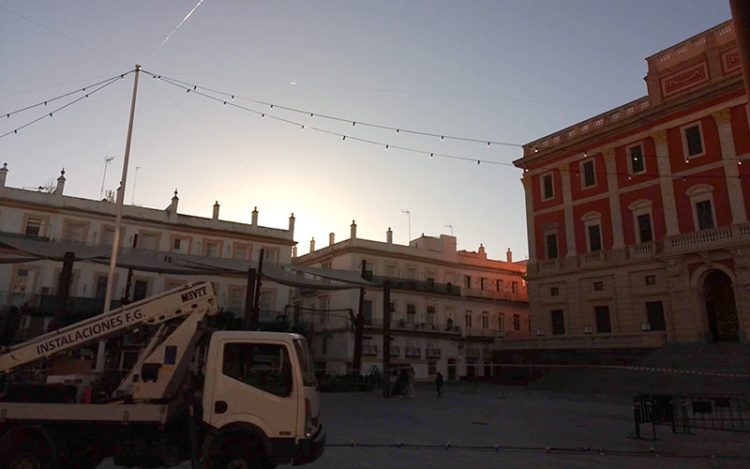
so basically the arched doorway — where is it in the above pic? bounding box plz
[704,270,739,341]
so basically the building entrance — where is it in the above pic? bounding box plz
[704,270,739,341]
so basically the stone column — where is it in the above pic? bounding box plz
[560,166,577,258]
[653,130,680,236]
[604,150,624,249]
[713,109,748,224]
[521,176,536,262]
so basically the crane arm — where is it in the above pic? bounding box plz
[0,282,218,375]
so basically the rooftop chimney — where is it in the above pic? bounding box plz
[213,201,220,220]
[329,232,335,246]
[54,169,66,196]
[251,206,259,226]
[166,189,178,213]
[350,220,357,239]
[506,248,513,263]
[387,227,393,244]
[0,163,7,188]
[310,237,316,253]
[289,212,297,239]
[478,243,486,258]
[292,245,298,258]
[288,213,295,236]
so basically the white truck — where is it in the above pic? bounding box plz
[0,281,325,469]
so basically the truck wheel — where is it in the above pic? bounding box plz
[207,432,270,469]
[5,437,55,469]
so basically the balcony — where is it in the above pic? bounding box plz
[371,275,461,296]
[404,346,422,358]
[665,224,750,253]
[362,344,378,356]
[465,348,481,359]
[495,332,667,350]
[580,251,604,265]
[629,242,655,259]
[462,288,519,301]
[425,348,441,358]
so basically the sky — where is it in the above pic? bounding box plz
[0,0,732,260]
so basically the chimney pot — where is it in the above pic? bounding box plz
[251,206,259,226]
[310,237,316,253]
[329,232,335,246]
[506,248,513,263]
[387,227,393,244]
[350,220,357,239]
[0,163,8,188]
[213,201,220,220]
[54,168,66,196]
[288,213,296,236]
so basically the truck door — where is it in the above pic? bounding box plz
[206,340,298,442]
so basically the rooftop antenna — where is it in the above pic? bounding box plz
[100,155,114,199]
[401,209,411,241]
[445,224,454,235]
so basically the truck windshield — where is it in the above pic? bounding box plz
[293,338,317,387]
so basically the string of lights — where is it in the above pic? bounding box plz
[1,71,134,119]
[144,70,516,167]
[0,72,132,140]
[142,71,522,148]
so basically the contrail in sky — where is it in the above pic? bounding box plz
[147,0,205,62]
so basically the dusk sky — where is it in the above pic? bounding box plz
[0,1,732,260]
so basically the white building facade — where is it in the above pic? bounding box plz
[293,223,529,381]
[0,165,296,339]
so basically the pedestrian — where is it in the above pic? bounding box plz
[435,371,444,397]
[406,366,416,398]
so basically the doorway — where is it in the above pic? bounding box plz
[704,270,739,341]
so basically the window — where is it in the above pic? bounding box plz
[428,361,437,376]
[593,281,604,291]
[695,200,715,230]
[645,275,656,285]
[496,279,502,292]
[628,144,645,175]
[227,286,245,312]
[545,232,558,259]
[497,313,504,330]
[581,160,596,188]
[587,224,602,252]
[541,173,554,200]
[24,217,43,237]
[62,221,87,243]
[595,306,612,333]
[172,236,191,254]
[138,232,160,251]
[464,311,473,328]
[406,267,417,280]
[12,267,36,293]
[406,304,416,323]
[480,277,487,290]
[550,287,559,296]
[263,248,280,263]
[646,301,666,331]
[513,314,520,331]
[222,343,293,397]
[362,300,372,324]
[464,275,472,289]
[233,243,251,260]
[637,213,653,243]
[683,123,704,158]
[550,310,565,335]
[512,281,518,293]
[204,240,222,257]
[133,279,149,301]
[94,275,108,299]
[481,312,489,329]
[426,306,436,325]
[385,264,397,277]
[362,260,374,279]
[426,272,436,289]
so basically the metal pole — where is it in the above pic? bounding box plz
[95,65,141,372]
[730,0,750,100]
[252,248,265,330]
[382,280,391,398]
[244,268,257,329]
[53,251,75,330]
[352,261,366,374]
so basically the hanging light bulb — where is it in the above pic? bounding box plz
[477,160,481,165]
[260,113,265,118]
[231,95,235,100]
[487,142,491,146]
[193,85,197,90]
[301,124,305,130]
[583,151,588,158]
[342,136,346,141]
[352,121,356,126]
[430,153,434,158]
[310,113,314,117]
[223,101,227,106]
[440,136,445,141]
[385,144,389,150]
[396,129,400,134]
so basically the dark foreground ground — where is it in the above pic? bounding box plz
[102,380,750,468]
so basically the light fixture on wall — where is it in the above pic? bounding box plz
[641,322,651,331]
[583,326,593,335]
[535,328,545,337]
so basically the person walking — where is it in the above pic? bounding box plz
[435,371,444,397]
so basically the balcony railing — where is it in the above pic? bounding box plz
[465,348,481,359]
[365,319,462,335]
[495,332,667,350]
[404,347,422,358]
[629,242,655,258]
[665,224,750,252]
[371,275,461,296]
[425,348,441,358]
[581,251,603,265]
